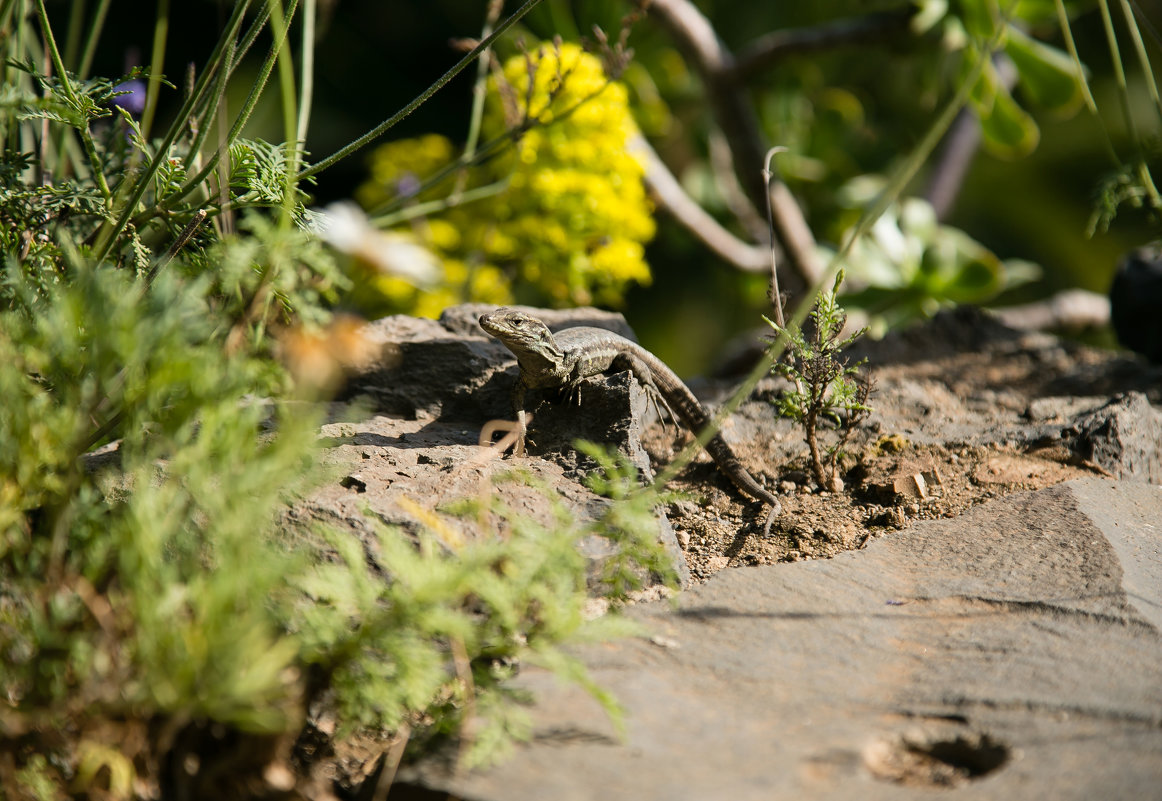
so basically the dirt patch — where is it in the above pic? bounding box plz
[638,309,1159,584]
[653,435,1096,583]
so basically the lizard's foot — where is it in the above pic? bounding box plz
[644,385,677,432]
[760,498,782,538]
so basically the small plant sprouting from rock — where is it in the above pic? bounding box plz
[766,270,873,493]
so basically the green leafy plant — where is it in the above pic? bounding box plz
[832,191,1040,332]
[575,440,681,598]
[766,271,872,493]
[0,0,682,796]
[284,447,680,769]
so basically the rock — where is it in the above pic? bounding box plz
[1060,392,1162,483]
[292,303,697,588]
[282,413,691,590]
[397,478,1162,801]
[1109,243,1162,363]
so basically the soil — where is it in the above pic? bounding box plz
[636,309,1159,584]
[652,434,1095,583]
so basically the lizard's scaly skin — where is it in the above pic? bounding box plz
[480,308,781,533]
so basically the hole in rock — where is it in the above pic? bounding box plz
[865,732,1011,787]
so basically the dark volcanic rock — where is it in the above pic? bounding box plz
[1060,392,1162,483]
[1109,243,1162,363]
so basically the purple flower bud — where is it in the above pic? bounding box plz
[395,173,421,199]
[112,79,147,117]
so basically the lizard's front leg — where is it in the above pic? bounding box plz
[511,381,531,456]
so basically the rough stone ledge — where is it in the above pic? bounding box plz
[397,478,1162,801]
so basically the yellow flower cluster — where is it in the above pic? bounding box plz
[483,42,655,306]
[352,42,654,316]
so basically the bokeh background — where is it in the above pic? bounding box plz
[74,0,1162,372]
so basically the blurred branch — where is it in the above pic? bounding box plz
[924,109,980,220]
[924,56,1015,220]
[639,0,823,294]
[991,289,1111,332]
[637,136,768,272]
[709,129,767,241]
[731,7,918,80]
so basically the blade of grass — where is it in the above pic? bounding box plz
[91,0,253,264]
[296,0,546,183]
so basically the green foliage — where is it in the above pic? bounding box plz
[0,266,317,730]
[0,0,670,795]
[921,0,1087,158]
[287,457,669,767]
[575,440,681,598]
[833,192,1040,332]
[766,271,872,493]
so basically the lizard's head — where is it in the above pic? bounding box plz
[479,308,557,353]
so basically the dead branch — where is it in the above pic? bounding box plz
[731,7,918,80]
[636,136,769,272]
[639,0,823,293]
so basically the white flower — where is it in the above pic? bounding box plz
[311,201,440,287]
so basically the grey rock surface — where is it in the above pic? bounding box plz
[281,412,691,589]
[399,478,1162,801]
[1061,392,1162,483]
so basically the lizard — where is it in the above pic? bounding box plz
[479,307,782,535]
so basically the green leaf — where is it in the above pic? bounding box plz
[1005,25,1085,112]
[959,0,999,40]
[969,58,1040,158]
[979,85,1039,157]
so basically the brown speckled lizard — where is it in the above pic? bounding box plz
[479,308,781,535]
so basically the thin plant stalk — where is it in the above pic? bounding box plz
[159,0,300,218]
[76,0,110,79]
[762,146,787,329]
[648,2,1017,495]
[34,0,111,201]
[1118,0,1162,124]
[297,0,546,183]
[458,0,503,196]
[1097,0,1138,147]
[61,0,84,73]
[369,81,612,218]
[268,0,301,223]
[372,179,509,228]
[1097,0,1161,211]
[141,0,169,141]
[296,0,316,148]
[91,0,253,263]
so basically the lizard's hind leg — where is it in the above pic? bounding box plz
[643,384,676,431]
[612,352,677,431]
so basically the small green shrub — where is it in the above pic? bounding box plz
[766,271,872,492]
